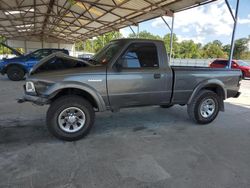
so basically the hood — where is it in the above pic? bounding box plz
[28,66,107,82]
[30,52,93,74]
[2,56,24,62]
[0,42,23,57]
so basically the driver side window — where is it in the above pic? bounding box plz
[119,43,159,69]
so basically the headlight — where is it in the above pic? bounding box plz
[25,81,36,93]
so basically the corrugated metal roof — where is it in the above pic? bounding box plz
[0,0,217,42]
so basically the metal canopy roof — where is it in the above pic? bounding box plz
[0,0,217,43]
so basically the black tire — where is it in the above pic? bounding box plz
[241,71,245,79]
[46,95,95,141]
[6,66,25,81]
[160,104,174,108]
[187,90,220,124]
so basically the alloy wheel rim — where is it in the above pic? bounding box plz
[200,98,215,118]
[58,107,86,133]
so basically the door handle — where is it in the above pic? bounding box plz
[154,73,161,79]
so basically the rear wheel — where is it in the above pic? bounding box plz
[241,71,245,79]
[46,95,95,141]
[6,66,25,81]
[187,90,220,124]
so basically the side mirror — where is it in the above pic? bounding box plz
[101,58,107,64]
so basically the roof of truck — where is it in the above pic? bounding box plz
[112,38,164,43]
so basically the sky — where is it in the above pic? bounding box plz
[120,0,250,45]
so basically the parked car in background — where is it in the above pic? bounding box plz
[209,59,250,79]
[78,53,94,61]
[0,44,69,81]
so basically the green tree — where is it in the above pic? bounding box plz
[75,31,121,53]
[128,30,162,40]
[75,39,94,52]
[233,37,250,59]
[74,31,250,60]
[0,35,5,43]
[0,35,13,55]
[179,40,201,58]
[241,52,250,60]
[223,44,231,57]
[223,37,250,59]
[163,33,180,58]
[213,40,223,48]
[202,40,226,58]
[94,31,122,52]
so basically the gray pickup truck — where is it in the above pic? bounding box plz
[19,39,241,141]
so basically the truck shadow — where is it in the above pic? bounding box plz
[0,103,249,146]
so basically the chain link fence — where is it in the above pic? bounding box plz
[170,59,250,67]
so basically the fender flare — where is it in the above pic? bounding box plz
[2,63,27,74]
[187,79,227,111]
[44,81,106,112]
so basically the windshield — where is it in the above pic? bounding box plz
[237,60,250,67]
[90,41,121,65]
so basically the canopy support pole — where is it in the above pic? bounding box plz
[129,25,137,38]
[161,14,174,64]
[225,0,240,69]
[137,24,140,38]
[169,15,175,64]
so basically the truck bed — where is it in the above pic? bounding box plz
[171,66,241,104]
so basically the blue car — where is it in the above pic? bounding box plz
[0,44,69,81]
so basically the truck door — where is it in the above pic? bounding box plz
[107,42,172,109]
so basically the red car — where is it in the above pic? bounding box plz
[209,59,250,79]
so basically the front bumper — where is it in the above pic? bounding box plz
[17,94,50,105]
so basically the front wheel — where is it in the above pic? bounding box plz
[46,95,95,141]
[187,90,220,124]
[7,66,25,81]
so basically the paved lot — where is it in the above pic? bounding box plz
[0,76,250,188]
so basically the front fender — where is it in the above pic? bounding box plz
[44,81,106,111]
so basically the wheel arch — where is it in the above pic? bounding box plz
[188,79,226,111]
[46,82,106,112]
[3,63,27,74]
